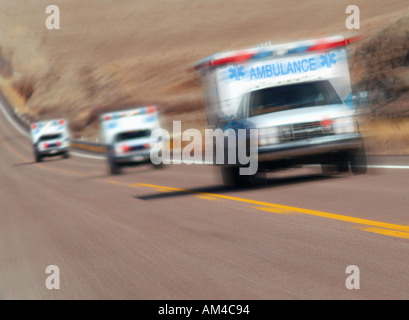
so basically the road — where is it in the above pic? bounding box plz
[1,100,409,300]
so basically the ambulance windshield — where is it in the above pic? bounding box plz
[38,133,62,141]
[249,80,342,116]
[115,130,151,142]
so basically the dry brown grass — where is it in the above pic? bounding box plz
[361,118,409,155]
[12,77,35,102]
[0,0,408,145]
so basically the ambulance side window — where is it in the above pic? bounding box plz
[236,93,248,120]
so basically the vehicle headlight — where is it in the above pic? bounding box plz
[114,145,122,154]
[334,117,357,134]
[279,125,293,140]
[258,127,279,146]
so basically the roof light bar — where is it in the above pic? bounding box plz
[194,36,361,70]
[102,106,158,121]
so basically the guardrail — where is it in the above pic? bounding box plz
[0,89,108,154]
[70,140,106,154]
[0,89,186,156]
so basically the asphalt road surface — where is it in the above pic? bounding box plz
[1,102,409,300]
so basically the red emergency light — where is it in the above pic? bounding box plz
[122,145,131,152]
[307,36,361,52]
[211,52,255,67]
[146,106,156,114]
[321,119,333,128]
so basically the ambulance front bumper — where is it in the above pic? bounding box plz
[112,150,152,164]
[37,146,69,156]
[257,133,363,162]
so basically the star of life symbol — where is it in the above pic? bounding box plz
[229,64,245,81]
[320,51,337,68]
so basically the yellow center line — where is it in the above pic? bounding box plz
[128,183,141,187]
[195,195,218,200]
[3,136,409,240]
[0,136,88,177]
[254,206,296,215]
[0,137,31,162]
[156,188,173,192]
[97,180,134,187]
[360,227,409,239]
[35,164,88,177]
[136,183,409,234]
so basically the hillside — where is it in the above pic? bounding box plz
[0,0,408,153]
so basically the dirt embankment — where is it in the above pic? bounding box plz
[0,1,409,151]
[350,13,409,119]
[348,13,409,154]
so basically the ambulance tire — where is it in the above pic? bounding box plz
[221,166,265,188]
[63,152,70,159]
[109,162,121,175]
[337,160,349,173]
[321,153,349,176]
[350,144,367,175]
[35,154,43,163]
[153,163,165,169]
[321,163,337,176]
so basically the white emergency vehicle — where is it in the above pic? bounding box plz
[30,119,71,162]
[194,36,367,186]
[100,106,163,174]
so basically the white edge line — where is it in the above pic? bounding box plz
[0,96,106,160]
[2,96,409,168]
[367,165,409,169]
[0,99,30,137]
[70,151,106,160]
[167,161,409,168]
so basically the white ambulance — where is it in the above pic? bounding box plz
[100,106,163,174]
[194,36,367,186]
[30,119,71,162]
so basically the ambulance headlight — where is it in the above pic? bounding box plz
[62,142,70,149]
[258,127,279,146]
[334,116,357,134]
[279,125,293,140]
[62,138,70,147]
[114,145,122,154]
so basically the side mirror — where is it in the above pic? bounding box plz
[352,94,361,108]
[352,91,369,114]
[359,91,369,105]
[215,111,227,127]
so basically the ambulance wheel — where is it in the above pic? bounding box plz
[337,160,349,173]
[350,144,367,175]
[321,163,337,176]
[109,162,121,175]
[321,162,349,175]
[221,166,265,188]
[63,152,70,159]
[321,154,349,176]
[35,154,43,163]
[153,163,164,169]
